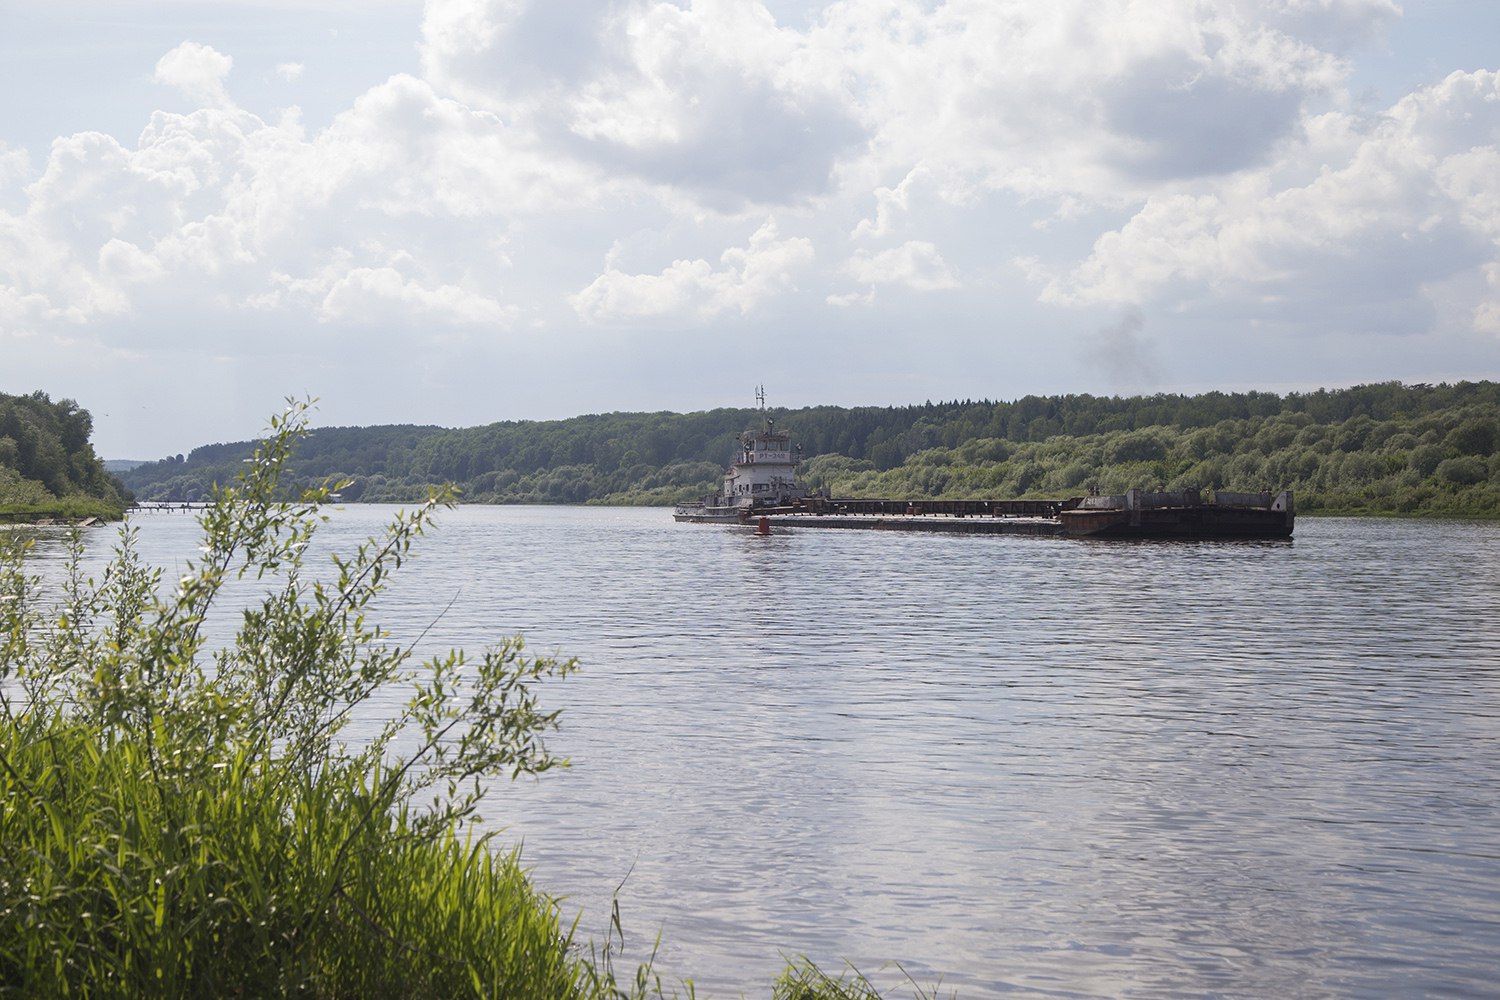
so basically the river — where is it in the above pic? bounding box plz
[17,506,1500,998]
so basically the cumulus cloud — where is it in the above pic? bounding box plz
[1477,263,1500,335]
[422,0,864,209]
[807,0,1372,210]
[1260,0,1402,53]
[153,42,235,109]
[318,266,515,326]
[851,167,934,241]
[1,132,166,332]
[841,241,958,293]
[0,145,30,191]
[276,62,305,83]
[1030,69,1500,338]
[0,59,614,345]
[314,74,607,219]
[570,220,815,322]
[408,0,1410,225]
[411,0,1365,214]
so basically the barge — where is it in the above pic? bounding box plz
[746,489,1294,539]
[674,393,1294,539]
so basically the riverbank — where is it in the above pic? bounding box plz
[0,499,125,524]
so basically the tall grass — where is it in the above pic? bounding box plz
[0,713,596,997]
[773,959,952,1000]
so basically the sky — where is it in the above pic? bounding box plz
[3,0,1500,459]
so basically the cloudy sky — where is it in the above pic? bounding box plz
[4,0,1500,459]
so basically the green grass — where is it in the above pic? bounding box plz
[0,714,593,998]
[773,959,953,1000]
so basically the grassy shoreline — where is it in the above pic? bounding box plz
[0,499,126,524]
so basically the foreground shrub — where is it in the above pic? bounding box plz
[0,402,649,998]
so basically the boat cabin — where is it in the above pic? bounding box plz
[720,426,801,502]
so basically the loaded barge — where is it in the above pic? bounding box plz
[735,489,1295,539]
[673,393,1294,539]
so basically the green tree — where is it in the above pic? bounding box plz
[1445,417,1499,456]
[1436,456,1488,486]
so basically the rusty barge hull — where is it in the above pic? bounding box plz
[722,489,1295,540]
[762,514,1066,536]
[1056,507,1292,539]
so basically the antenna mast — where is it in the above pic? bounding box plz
[756,384,770,431]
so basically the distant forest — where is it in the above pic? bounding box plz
[118,381,1500,517]
[0,391,129,519]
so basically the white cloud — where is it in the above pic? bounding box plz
[842,241,958,293]
[851,167,933,241]
[276,63,305,83]
[1027,69,1500,338]
[0,145,31,191]
[98,238,166,284]
[415,0,1406,219]
[570,219,815,322]
[1477,262,1500,335]
[0,60,616,347]
[153,42,235,110]
[810,0,1344,210]
[318,266,515,325]
[1,3,1473,347]
[1257,0,1401,53]
[421,0,863,209]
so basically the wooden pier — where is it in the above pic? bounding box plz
[127,502,217,514]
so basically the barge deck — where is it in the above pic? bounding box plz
[743,489,1295,539]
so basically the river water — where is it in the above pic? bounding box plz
[17,507,1500,998]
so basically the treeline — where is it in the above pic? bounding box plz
[0,391,129,518]
[119,382,1500,516]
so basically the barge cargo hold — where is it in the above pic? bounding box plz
[744,489,1295,539]
[1056,489,1294,539]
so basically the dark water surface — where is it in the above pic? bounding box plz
[25,508,1500,998]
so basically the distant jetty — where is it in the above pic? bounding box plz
[127,502,217,513]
